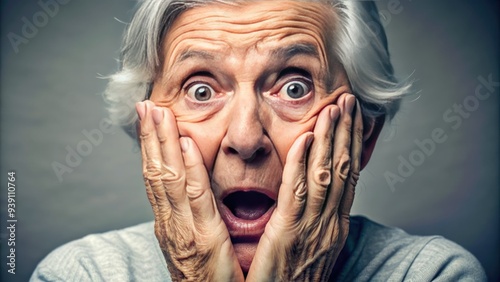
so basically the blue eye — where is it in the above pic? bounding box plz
[187,83,215,101]
[280,81,310,100]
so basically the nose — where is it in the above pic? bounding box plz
[221,94,272,162]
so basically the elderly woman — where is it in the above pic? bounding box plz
[31,0,486,281]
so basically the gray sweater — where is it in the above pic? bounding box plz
[30,216,486,281]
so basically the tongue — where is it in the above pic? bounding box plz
[233,203,269,220]
[224,191,274,220]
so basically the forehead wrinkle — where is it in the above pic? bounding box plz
[167,2,333,43]
[162,1,338,86]
[171,18,327,43]
[175,1,333,30]
[165,2,335,62]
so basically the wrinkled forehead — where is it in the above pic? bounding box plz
[161,0,337,70]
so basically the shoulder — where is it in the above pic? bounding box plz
[406,237,487,281]
[337,216,486,281]
[30,222,171,282]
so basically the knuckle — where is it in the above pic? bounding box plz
[160,164,185,184]
[186,184,206,201]
[335,153,351,182]
[349,171,360,187]
[143,165,162,183]
[294,180,307,202]
[157,133,168,144]
[144,159,162,174]
[139,129,153,140]
[313,169,331,187]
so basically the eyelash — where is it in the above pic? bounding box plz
[182,71,214,89]
[278,67,312,80]
[183,71,219,93]
[272,68,314,101]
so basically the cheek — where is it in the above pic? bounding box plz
[177,121,226,172]
[268,93,339,163]
[268,118,317,163]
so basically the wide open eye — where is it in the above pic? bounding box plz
[279,80,311,100]
[186,83,215,102]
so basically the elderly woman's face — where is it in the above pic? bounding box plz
[150,0,350,271]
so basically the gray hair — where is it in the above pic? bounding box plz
[104,0,412,137]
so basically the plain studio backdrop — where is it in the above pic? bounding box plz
[0,0,498,281]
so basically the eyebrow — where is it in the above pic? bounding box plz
[175,43,320,65]
[176,50,216,65]
[270,43,320,61]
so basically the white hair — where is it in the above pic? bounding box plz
[104,0,412,137]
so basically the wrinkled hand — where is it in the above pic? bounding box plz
[137,101,244,282]
[247,94,362,281]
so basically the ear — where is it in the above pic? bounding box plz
[360,115,385,170]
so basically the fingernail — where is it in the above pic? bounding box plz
[330,106,340,121]
[152,107,164,125]
[345,95,355,114]
[338,94,346,115]
[180,137,190,153]
[136,102,146,120]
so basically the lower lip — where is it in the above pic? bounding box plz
[219,203,275,241]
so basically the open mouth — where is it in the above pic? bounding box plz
[223,191,275,220]
[220,190,276,272]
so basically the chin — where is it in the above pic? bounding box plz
[233,242,258,274]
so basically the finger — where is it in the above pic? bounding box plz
[180,137,218,225]
[137,102,160,219]
[137,102,171,218]
[304,105,339,217]
[151,103,191,215]
[339,98,363,219]
[325,94,356,214]
[276,132,314,221]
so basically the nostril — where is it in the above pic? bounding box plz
[228,147,238,155]
[255,148,266,159]
[245,147,267,162]
[256,148,266,155]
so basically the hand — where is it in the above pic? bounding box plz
[246,94,362,281]
[137,101,244,282]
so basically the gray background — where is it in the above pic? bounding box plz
[1,0,498,281]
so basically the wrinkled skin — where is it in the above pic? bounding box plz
[137,1,378,281]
